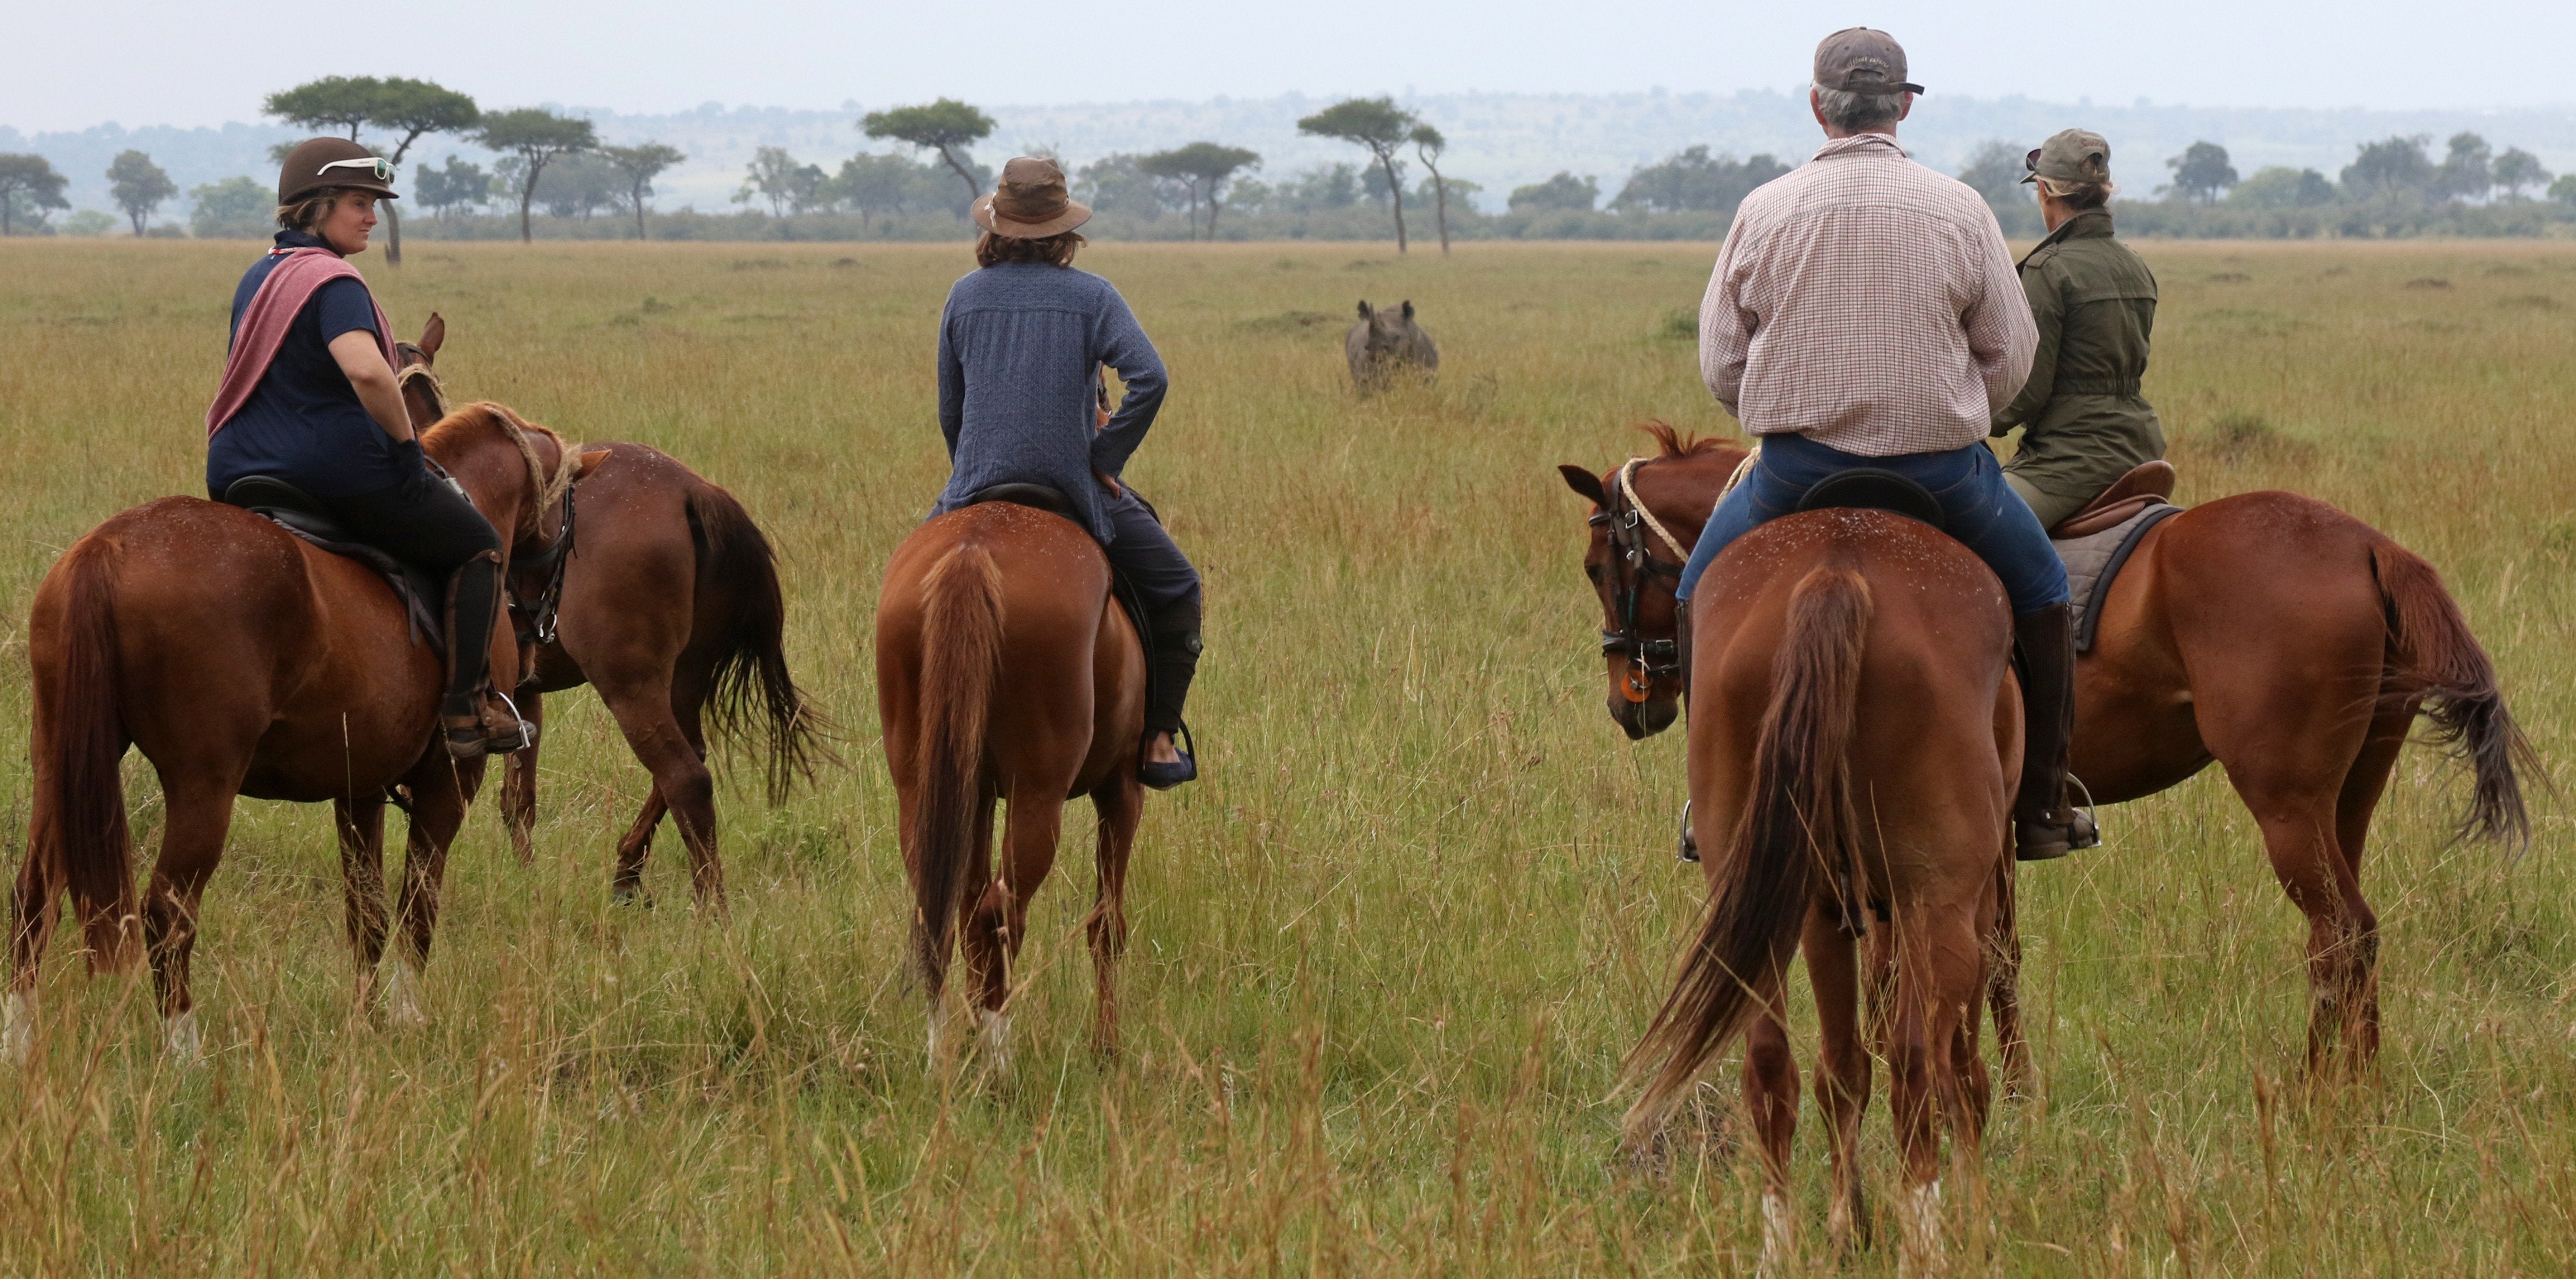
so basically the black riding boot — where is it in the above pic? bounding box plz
[2012,602,2099,860]
[440,550,535,760]
[1138,593,1202,790]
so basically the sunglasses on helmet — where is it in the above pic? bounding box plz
[317,156,395,181]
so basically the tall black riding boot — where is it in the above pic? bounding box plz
[2012,602,2099,860]
[1138,593,1203,791]
[441,549,535,760]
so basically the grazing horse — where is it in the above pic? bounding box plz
[394,317,825,905]
[8,402,582,1061]
[875,494,1148,1067]
[1563,424,2538,1074]
[1624,506,2019,1270]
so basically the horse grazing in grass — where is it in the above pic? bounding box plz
[395,317,826,906]
[1563,424,2539,1076]
[876,492,1148,1067]
[8,402,584,1062]
[1624,504,2020,1271]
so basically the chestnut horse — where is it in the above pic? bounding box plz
[875,496,1147,1067]
[1563,425,2538,1073]
[395,317,825,905]
[1624,507,2019,1270]
[8,403,581,1061]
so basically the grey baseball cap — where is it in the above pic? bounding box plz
[1814,27,1924,95]
[2021,129,2113,185]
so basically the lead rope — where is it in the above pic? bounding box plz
[1614,458,1692,564]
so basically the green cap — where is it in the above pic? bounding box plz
[2021,129,2112,186]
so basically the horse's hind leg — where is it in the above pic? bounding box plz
[1806,906,1872,1256]
[967,791,1064,1070]
[1985,852,2032,1099]
[385,755,479,1028]
[1885,907,1986,1275]
[501,690,543,867]
[142,769,242,1062]
[597,670,720,906]
[334,794,393,1013]
[1740,967,1802,1273]
[612,789,669,904]
[1085,777,1143,1057]
[2320,704,2412,1065]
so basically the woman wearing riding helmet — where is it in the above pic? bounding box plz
[205,137,531,759]
[929,156,1203,788]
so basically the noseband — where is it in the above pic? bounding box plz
[1592,457,1692,702]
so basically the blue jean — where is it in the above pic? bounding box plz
[1675,433,2070,616]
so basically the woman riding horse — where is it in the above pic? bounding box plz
[204,138,530,759]
[1990,129,2167,528]
[931,156,1202,788]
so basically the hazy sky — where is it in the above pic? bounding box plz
[13,0,2572,133]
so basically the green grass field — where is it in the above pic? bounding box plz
[0,238,2569,1275]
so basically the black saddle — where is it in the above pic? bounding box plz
[963,482,1082,522]
[220,475,447,654]
[1793,467,1947,532]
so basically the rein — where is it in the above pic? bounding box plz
[1592,456,1689,703]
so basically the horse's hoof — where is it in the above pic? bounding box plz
[1759,1190,1798,1276]
[976,1008,1012,1073]
[1894,1180,1943,1278]
[610,881,647,907]
[2,992,34,1067]
[163,1010,202,1064]
[382,960,429,1029]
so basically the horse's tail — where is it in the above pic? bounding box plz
[908,542,1004,994]
[30,534,138,968]
[689,482,831,804]
[1623,564,1872,1134]
[2370,541,2542,847]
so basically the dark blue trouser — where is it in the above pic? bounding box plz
[1104,488,1202,733]
[1674,432,2070,616]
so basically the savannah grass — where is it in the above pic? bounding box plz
[0,238,2570,1273]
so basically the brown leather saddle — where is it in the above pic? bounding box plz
[2048,460,2176,539]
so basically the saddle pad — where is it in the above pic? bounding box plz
[2053,500,2183,653]
[263,517,447,657]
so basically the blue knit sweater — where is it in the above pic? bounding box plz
[931,262,1167,543]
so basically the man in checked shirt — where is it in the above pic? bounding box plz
[1672,27,2096,862]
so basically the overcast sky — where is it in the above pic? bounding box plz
[11,0,2572,133]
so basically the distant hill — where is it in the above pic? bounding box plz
[10,91,2576,224]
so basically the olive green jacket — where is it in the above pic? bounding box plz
[1991,207,2166,527]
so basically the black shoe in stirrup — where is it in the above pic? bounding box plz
[444,690,535,760]
[1138,723,1198,790]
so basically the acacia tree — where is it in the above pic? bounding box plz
[1171,142,1258,239]
[1408,124,1453,255]
[602,143,686,240]
[2165,141,2238,204]
[106,151,176,236]
[2493,148,2553,201]
[861,99,995,209]
[1298,97,1417,251]
[265,76,478,263]
[476,108,597,242]
[0,153,70,235]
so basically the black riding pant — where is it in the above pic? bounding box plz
[322,464,506,710]
[1104,489,1202,734]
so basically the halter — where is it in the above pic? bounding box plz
[1591,456,1691,703]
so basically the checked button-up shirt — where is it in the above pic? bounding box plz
[1697,133,2037,457]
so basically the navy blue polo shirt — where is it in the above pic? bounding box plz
[206,230,418,501]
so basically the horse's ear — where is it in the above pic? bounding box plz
[418,312,445,360]
[576,448,611,479]
[1400,299,1415,320]
[1558,464,1607,508]
[1356,299,1373,319]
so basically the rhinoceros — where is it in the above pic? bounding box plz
[1346,299,1438,391]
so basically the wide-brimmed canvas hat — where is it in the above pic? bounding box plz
[279,137,400,204]
[2020,129,2113,186]
[972,157,1091,239]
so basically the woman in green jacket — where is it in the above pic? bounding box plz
[1991,129,2167,528]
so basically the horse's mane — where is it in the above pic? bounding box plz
[422,402,580,536]
[423,400,561,454]
[1636,419,1734,460]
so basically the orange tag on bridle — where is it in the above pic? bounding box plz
[1621,666,1654,703]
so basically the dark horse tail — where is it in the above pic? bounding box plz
[1624,565,1873,1134]
[689,482,830,803]
[29,534,139,968]
[2370,542,2541,847]
[909,543,1004,993]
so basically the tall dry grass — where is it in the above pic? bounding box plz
[0,237,2567,1274]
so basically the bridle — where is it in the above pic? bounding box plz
[1590,456,1692,704]
[400,358,587,649]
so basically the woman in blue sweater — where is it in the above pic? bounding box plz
[932,157,1201,788]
